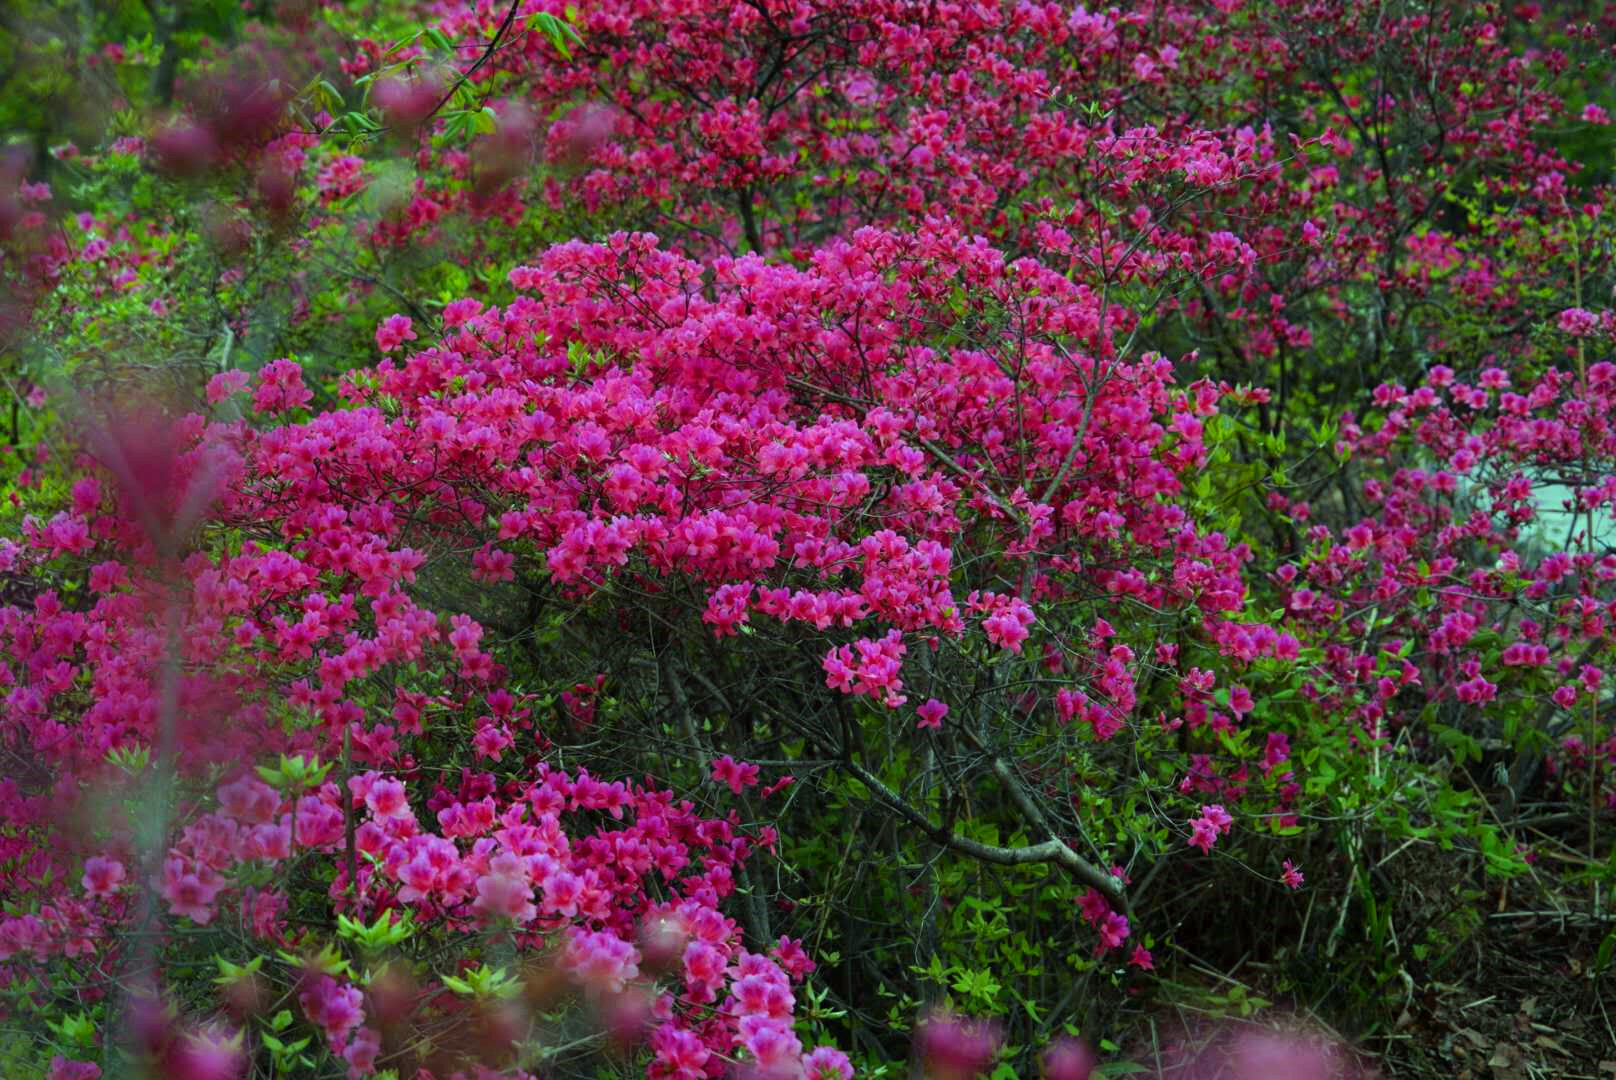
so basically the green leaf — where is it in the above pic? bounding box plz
[526,11,582,59]
[385,30,423,56]
[214,954,264,984]
[47,1012,97,1047]
[1595,927,1616,973]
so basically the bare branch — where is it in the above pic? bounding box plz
[840,757,1126,909]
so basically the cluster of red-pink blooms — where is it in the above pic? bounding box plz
[1276,354,1616,806]
[460,0,1562,229]
[3,0,1599,366]
[404,0,1596,402]
[14,731,853,1077]
[0,331,872,1074]
[2,0,1614,1074]
[0,213,1322,1072]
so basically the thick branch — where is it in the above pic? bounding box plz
[841,757,1126,909]
[738,186,763,253]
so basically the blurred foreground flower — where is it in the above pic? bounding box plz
[917,1010,1001,1079]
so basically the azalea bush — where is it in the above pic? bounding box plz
[2,1,1615,1079]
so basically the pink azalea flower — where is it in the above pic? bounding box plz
[711,755,760,794]
[375,313,417,353]
[1281,860,1305,890]
[81,856,125,899]
[205,369,250,404]
[915,698,949,730]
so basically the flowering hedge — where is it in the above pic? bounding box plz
[1,0,1614,1077]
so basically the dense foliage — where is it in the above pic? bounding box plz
[1,1,1614,1077]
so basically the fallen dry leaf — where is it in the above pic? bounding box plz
[1488,1043,1525,1080]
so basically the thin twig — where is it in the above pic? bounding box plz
[421,0,522,128]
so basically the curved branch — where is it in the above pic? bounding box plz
[840,757,1127,910]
